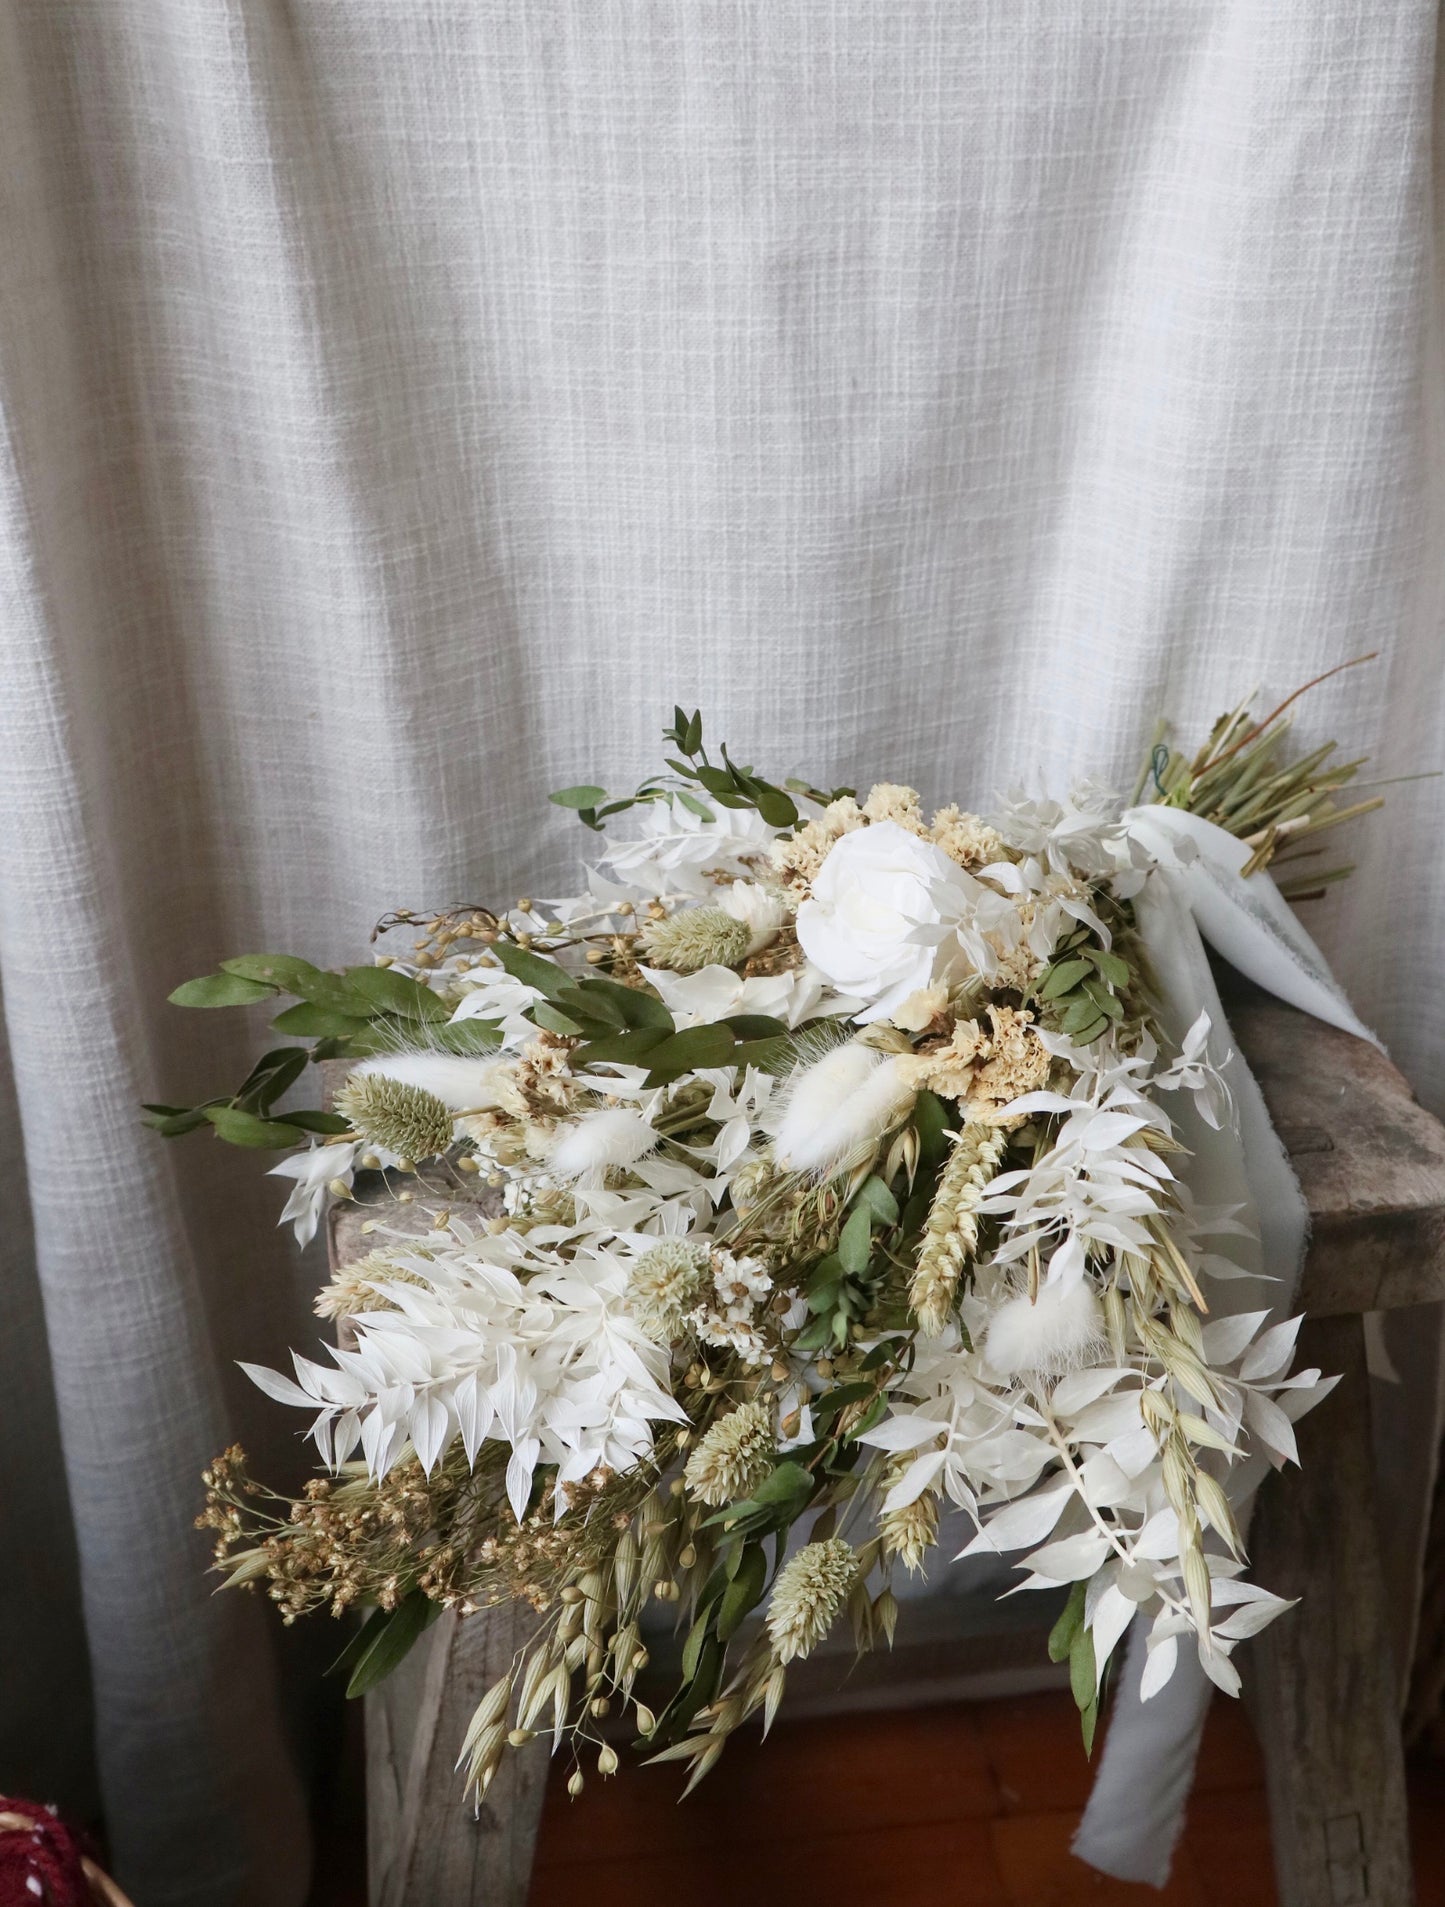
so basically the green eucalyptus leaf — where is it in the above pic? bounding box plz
[1069,1619,1097,1712]
[550,784,609,810]
[342,966,448,1020]
[1040,957,1093,1001]
[1081,977,1124,1020]
[640,1022,737,1075]
[1060,995,1105,1035]
[1048,1581,1087,1664]
[431,1019,504,1055]
[490,940,572,1000]
[235,1046,309,1107]
[854,1174,900,1226]
[838,1203,874,1276]
[754,788,799,829]
[530,1000,591,1037]
[1089,948,1131,989]
[911,1091,955,1171]
[271,1002,374,1039]
[574,977,673,1031]
[220,955,358,1013]
[203,1106,307,1149]
[811,1380,874,1426]
[730,1036,793,1074]
[843,1394,888,1442]
[141,1105,213,1137]
[572,1027,672,1069]
[749,1460,814,1513]
[721,1014,789,1041]
[286,1110,354,1135]
[169,972,277,1009]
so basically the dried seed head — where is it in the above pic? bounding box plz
[641,906,750,974]
[335,1072,454,1161]
[683,1399,775,1508]
[765,1538,857,1663]
[626,1238,712,1342]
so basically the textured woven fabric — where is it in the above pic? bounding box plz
[2,4,1444,1899]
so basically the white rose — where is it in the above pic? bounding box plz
[796,821,975,1023]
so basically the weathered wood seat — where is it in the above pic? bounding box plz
[327,980,1445,1907]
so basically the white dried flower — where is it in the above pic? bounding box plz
[891,984,949,1033]
[719,879,786,954]
[550,1107,660,1179]
[983,1277,1106,1378]
[689,1248,775,1365]
[773,1042,916,1179]
[242,1237,688,1513]
[684,1398,775,1506]
[765,1538,857,1662]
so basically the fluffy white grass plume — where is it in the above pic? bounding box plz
[983,1277,1105,1379]
[773,1040,917,1179]
[551,1107,660,1179]
[353,1053,509,1110]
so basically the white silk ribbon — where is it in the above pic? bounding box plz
[1072,806,1376,1884]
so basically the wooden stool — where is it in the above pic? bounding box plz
[327,980,1445,1907]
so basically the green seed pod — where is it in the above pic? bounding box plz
[335,1071,455,1161]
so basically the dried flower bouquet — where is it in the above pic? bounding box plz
[158,668,1380,1800]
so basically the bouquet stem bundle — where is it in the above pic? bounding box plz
[157,676,1385,1797]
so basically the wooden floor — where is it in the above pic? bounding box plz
[313,1688,1445,1907]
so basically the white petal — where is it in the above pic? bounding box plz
[1023,1529,1111,1582]
[1139,1635,1178,1701]
[962,1483,1074,1557]
[1088,1584,1136,1689]
[239,1362,318,1409]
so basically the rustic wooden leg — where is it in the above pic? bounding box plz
[366,1604,547,1906]
[1249,1314,1414,1907]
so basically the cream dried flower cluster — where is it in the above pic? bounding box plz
[170,692,1375,1799]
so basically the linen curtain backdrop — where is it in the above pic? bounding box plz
[3,3,1444,1900]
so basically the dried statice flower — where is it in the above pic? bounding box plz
[897,1017,990,1098]
[642,906,751,973]
[335,1072,454,1162]
[926,805,1007,870]
[908,1123,1009,1336]
[626,1238,711,1342]
[765,1538,857,1663]
[683,1398,775,1507]
[861,782,926,830]
[965,1006,1052,1123]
